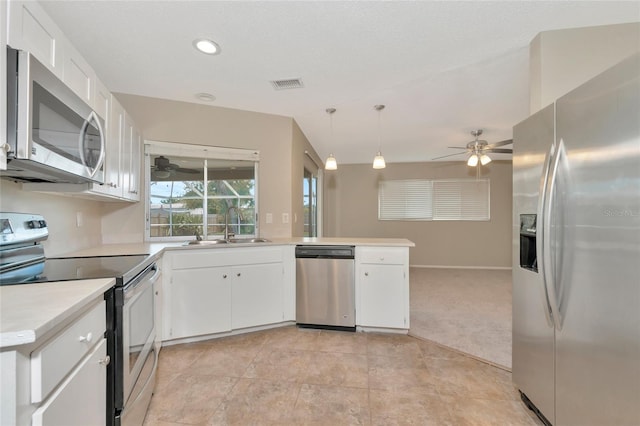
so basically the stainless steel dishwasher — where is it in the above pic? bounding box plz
[295,245,356,331]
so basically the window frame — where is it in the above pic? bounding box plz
[144,140,260,242]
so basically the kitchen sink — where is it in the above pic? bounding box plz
[227,238,271,243]
[183,238,271,246]
[184,239,229,246]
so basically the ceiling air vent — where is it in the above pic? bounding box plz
[270,78,304,90]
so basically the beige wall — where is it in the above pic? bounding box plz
[0,180,104,256]
[323,161,513,268]
[530,22,640,113]
[104,94,313,241]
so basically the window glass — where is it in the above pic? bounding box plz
[146,145,257,240]
[303,168,318,237]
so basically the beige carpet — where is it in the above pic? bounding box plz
[409,267,512,370]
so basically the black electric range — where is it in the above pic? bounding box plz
[0,254,151,286]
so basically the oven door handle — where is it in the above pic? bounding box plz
[124,264,158,302]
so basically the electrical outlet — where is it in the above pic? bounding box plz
[282,213,289,224]
[266,213,273,224]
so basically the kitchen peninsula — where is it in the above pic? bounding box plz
[64,237,415,341]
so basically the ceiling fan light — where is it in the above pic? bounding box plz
[373,152,386,169]
[467,154,479,167]
[325,154,337,170]
[480,154,492,165]
[154,170,171,179]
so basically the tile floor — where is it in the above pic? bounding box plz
[144,326,543,425]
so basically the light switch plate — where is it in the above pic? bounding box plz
[282,213,289,224]
[266,213,273,224]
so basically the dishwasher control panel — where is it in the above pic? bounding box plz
[295,245,355,259]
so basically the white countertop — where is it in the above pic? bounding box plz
[60,238,414,257]
[0,278,115,349]
[271,237,415,247]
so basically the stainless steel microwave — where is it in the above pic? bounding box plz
[3,46,105,184]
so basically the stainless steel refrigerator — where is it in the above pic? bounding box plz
[512,52,640,426]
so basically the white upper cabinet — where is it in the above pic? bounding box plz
[1,0,8,170]
[63,42,95,106]
[7,0,65,79]
[5,1,144,202]
[127,116,142,201]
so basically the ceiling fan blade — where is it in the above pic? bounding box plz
[447,146,468,150]
[432,151,467,160]
[176,167,200,173]
[485,148,513,154]
[485,139,513,149]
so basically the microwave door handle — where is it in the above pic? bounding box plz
[78,110,105,177]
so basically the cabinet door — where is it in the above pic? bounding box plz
[358,264,407,329]
[63,42,94,106]
[122,113,141,201]
[1,1,7,170]
[128,124,141,201]
[31,338,107,426]
[170,267,231,339]
[231,263,283,329]
[7,1,64,78]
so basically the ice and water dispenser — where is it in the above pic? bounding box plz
[519,214,538,272]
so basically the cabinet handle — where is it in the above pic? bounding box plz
[78,332,93,343]
[223,274,227,279]
[364,272,369,276]
[236,273,241,277]
[99,355,111,366]
[379,257,384,261]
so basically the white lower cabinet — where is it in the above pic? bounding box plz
[164,246,290,342]
[356,246,410,330]
[31,338,107,426]
[231,263,283,329]
[169,266,232,339]
[1,297,109,426]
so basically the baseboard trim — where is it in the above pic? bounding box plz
[410,264,512,270]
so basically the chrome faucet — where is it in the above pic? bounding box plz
[224,207,242,240]
[194,229,203,241]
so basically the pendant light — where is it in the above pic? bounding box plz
[372,104,386,169]
[324,108,338,170]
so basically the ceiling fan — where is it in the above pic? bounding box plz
[151,156,199,178]
[432,129,513,166]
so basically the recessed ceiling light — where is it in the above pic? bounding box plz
[193,38,220,55]
[195,93,216,102]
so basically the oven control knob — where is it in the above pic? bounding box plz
[78,332,93,343]
[99,355,111,366]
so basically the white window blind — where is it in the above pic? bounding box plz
[378,180,433,220]
[378,178,490,221]
[433,179,490,220]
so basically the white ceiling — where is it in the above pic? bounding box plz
[40,1,638,165]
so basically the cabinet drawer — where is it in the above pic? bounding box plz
[358,247,407,265]
[171,247,283,269]
[31,300,106,403]
[32,338,107,426]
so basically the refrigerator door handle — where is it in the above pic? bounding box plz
[537,141,556,327]
[542,138,565,331]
